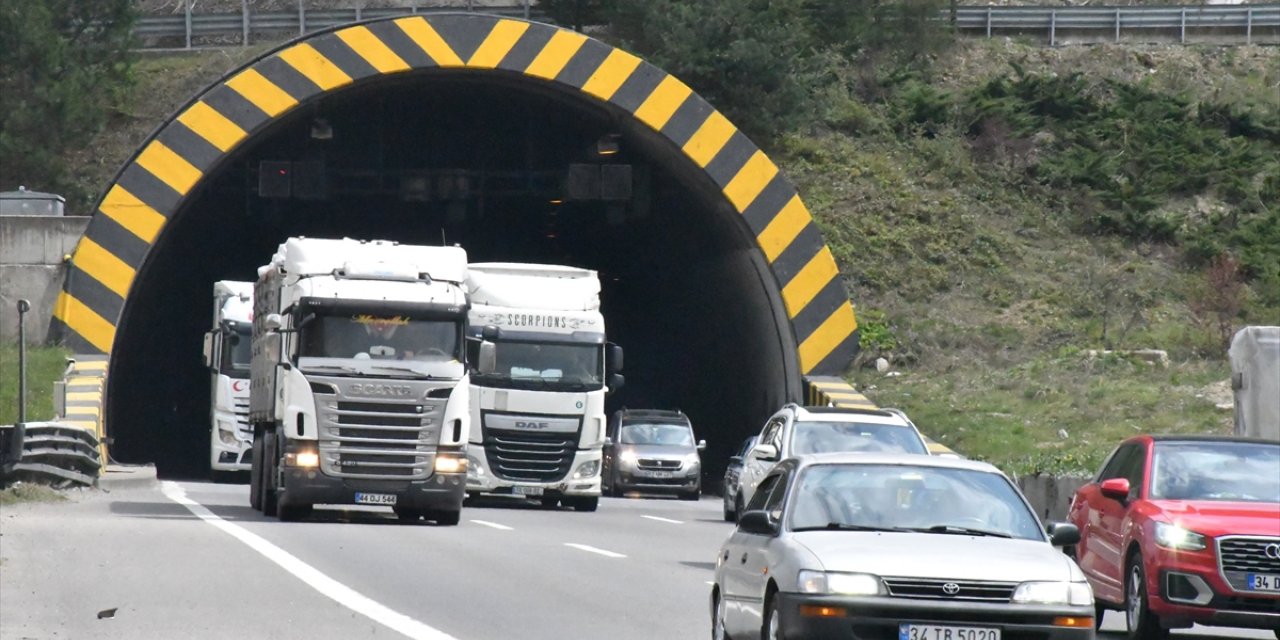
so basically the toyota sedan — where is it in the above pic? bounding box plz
[711,453,1095,640]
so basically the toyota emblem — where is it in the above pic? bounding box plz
[1266,543,1280,560]
[942,582,961,595]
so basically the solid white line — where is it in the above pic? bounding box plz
[641,515,683,524]
[470,520,513,531]
[563,543,627,558]
[160,482,457,640]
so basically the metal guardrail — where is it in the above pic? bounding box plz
[0,422,102,487]
[951,4,1280,45]
[131,3,1280,50]
[133,1,543,50]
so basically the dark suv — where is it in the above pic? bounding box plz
[603,409,705,500]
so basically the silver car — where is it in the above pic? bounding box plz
[712,453,1094,640]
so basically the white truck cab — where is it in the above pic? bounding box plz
[202,280,254,478]
[464,263,623,512]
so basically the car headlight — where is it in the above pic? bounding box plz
[797,570,885,596]
[573,460,600,479]
[619,451,638,466]
[684,452,701,466]
[1154,522,1207,551]
[1012,581,1093,606]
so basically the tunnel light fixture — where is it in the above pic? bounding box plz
[596,133,620,156]
[310,117,333,140]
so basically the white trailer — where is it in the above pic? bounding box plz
[1229,326,1279,441]
[248,237,472,523]
[464,263,623,512]
[202,280,255,478]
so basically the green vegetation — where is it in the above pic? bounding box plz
[0,344,72,425]
[0,0,135,209]
[0,483,69,505]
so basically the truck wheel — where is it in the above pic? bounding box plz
[540,496,560,509]
[429,509,461,526]
[261,435,279,517]
[568,496,599,512]
[278,502,312,522]
[249,438,263,511]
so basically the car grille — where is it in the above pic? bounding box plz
[483,429,576,483]
[1218,536,1280,592]
[883,578,1017,602]
[638,458,682,470]
[312,378,445,480]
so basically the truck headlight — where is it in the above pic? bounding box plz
[466,454,485,476]
[285,450,319,468]
[218,428,238,445]
[1154,522,1207,551]
[573,460,600,479]
[1012,581,1093,606]
[797,571,884,596]
[435,455,467,473]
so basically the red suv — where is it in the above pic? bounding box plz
[1067,435,1280,639]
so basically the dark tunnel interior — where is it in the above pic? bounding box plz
[107,70,800,484]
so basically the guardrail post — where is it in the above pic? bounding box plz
[298,0,305,36]
[184,0,193,50]
[1180,8,1186,44]
[1049,9,1057,46]
[986,7,992,38]
[242,0,250,47]
[16,300,30,426]
[355,0,362,22]
[1115,8,1121,43]
[1246,7,1252,44]
[524,0,531,21]
[410,0,417,15]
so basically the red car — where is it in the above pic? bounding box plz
[1068,435,1280,639]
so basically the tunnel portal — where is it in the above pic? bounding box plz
[51,14,859,478]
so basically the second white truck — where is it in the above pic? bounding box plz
[464,263,623,512]
[202,280,254,479]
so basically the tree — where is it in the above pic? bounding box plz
[0,0,135,205]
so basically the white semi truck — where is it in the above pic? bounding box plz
[249,237,472,523]
[464,263,623,512]
[202,280,254,479]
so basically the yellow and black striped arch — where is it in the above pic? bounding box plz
[53,14,859,376]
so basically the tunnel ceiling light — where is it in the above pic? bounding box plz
[310,117,333,141]
[596,133,621,156]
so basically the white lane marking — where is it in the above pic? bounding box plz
[470,520,513,531]
[564,543,627,558]
[161,482,457,640]
[641,515,683,524]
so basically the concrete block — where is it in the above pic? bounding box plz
[0,265,67,344]
[0,216,89,265]
[1016,473,1091,524]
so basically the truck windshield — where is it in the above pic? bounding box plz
[471,340,603,391]
[220,327,252,377]
[298,312,461,362]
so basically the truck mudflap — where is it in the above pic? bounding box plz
[280,469,466,512]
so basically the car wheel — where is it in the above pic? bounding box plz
[680,489,701,501]
[711,591,733,640]
[734,495,744,523]
[1126,553,1168,640]
[763,594,783,640]
[723,500,736,522]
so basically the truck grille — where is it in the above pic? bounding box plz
[883,578,1017,602]
[315,388,443,480]
[233,396,252,436]
[1218,536,1280,592]
[483,429,575,483]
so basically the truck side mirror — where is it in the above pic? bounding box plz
[264,313,284,332]
[202,331,216,369]
[607,373,624,393]
[604,436,614,447]
[607,344,623,373]
[478,341,497,374]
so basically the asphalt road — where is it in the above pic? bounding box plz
[0,476,1273,640]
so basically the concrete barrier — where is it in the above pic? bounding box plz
[0,215,89,343]
[1016,473,1092,524]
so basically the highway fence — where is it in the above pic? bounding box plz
[130,2,1280,50]
[0,422,102,487]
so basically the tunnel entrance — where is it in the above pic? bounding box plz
[53,14,858,480]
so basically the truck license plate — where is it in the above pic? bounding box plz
[1248,574,1280,591]
[900,624,1000,640]
[354,492,397,505]
[513,485,544,497]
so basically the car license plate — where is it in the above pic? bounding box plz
[1247,574,1280,591]
[900,624,1000,640]
[354,492,397,505]
[513,485,544,497]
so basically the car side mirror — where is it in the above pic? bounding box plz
[477,341,497,374]
[753,444,779,462]
[737,510,778,536]
[1047,522,1081,547]
[1100,477,1131,502]
[604,437,613,448]
[697,439,706,451]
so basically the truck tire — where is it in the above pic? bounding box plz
[249,437,264,511]
[261,434,279,517]
[278,501,312,522]
[539,496,560,509]
[567,496,599,512]
[429,509,461,526]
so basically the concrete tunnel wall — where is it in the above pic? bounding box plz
[50,13,863,477]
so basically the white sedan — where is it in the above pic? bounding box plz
[711,453,1096,640]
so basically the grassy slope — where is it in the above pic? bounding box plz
[66,40,1277,475]
[0,345,71,425]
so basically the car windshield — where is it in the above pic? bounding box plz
[788,464,1044,540]
[1150,441,1280,503]
[790,421,927,455]
[620,423,693,446]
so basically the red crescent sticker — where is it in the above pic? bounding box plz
[232,380,247,392]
